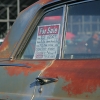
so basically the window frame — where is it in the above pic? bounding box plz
[62,0,100,59]
[10,0,95,60]
[13,5,66,60]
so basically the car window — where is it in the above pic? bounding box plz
[21,7,64,59]
[63,0,100,59]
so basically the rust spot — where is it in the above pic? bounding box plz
[21,0,53,14]
[0,32,11,58]
[86,95,89,98]
[5,61,47,76]
[39,0,53,5]
[20,1,39,14]
[41,60,100,95]
[0,32,9,52]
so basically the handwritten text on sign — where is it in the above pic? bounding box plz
[33,24,60,59]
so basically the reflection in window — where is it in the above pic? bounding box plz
[64,0,100,59]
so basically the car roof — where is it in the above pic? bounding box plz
[39,0,61,5]
[38,0,85,6]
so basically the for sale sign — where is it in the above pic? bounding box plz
[33,24,60,59]
[38,24,60,35]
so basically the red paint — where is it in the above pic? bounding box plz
[41,60,100,95]
[20,1,39,13]
[4,59,100,96]
[0,32,10,58]
[21,0,53,13]
[5,61,46,76]
[0,32,9,52]
[39,0,53,5]
[0,39,8,52]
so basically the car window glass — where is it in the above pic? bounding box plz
[64,1,100,59]
[21,7,64,59]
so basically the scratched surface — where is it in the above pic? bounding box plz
[5,60,46,76]
[0,60,48,100]
[0,0,100,100]
[32,59,100,100]
[2,59,100,100]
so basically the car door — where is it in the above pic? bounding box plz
[11,5,64,100]
[0,3,64,100]
[31,0,100,100]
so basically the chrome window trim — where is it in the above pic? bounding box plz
[43,5,67,59]
[68,0,95,6]
[59,5,67,59]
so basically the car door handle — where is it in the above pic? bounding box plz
[36,77,58,85]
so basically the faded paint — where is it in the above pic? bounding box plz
[0,32,10,58]
[1,0,100,99]
[40,60,100,96]
[21,0,56,13]
[5,61,47,76]
[0,32,10,52]
[4,59,100,96]
[39,0,53,5]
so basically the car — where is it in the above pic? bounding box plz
[0,0,100,100]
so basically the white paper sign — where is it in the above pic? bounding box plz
[33,24,60,59]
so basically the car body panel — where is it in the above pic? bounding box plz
[0,0,100,100]
[0,60,51,100]
[33,59,100,100]
[1,59,100,100]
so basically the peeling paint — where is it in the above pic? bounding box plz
[0,32,11,58]
[41,60,100,96]
[39,0,53,5]
[4,59,100,96]
[0,32,9,52]
[5,61,47,76]
[1,0,100,99]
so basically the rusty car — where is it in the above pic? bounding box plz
[0,0,100,100]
